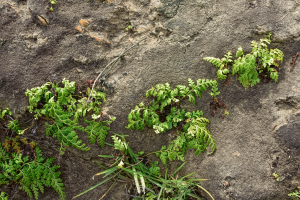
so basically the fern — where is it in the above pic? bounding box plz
[7,120,20,132]
[127,79,219,163]
[156,110,214,164]
[84,117,115,147]
[0,146,65,200]
[0,108,11,120]
[0,192,8,200]
[232,33,284,88]
[25,79,112,154]
[112,135,127,153]
[204,52,232,80]
[127,78,220,132]
[204,33,284,88]
[288,187,300,200]
[149,161,161,177]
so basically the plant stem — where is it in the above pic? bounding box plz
[99,178,117,200]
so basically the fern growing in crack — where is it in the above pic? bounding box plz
[204,33,284,88]
[0,146,65,200]
[155,109,215,164]
[25,78,112,154]
[127,78,220,163]
[203,52,232,80]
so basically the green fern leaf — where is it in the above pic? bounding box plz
[203,57,224,68]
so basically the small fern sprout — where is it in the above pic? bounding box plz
[204,51,233,80]
[232,33,284,88]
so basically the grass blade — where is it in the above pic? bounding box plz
[190,179,209,182]
[99,179,117,200]
[73,176,114,199]
[105,142,114,146]
[93,159,108,170]
[172,162,186,178]
[157,184,164,200]
[140,175,146,194]
[179,172,195,180]
[110,156,122,167]
[98,155,114,158]
[93,159,130,181]
[187,192,204,200]
[121,168,160,182]
[94,166,118,177]
[132,167,141,194]
[197,184,214,200]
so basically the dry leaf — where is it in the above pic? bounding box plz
[38,15,48,26]
[90,35,103,42]
[79,19,89,27]
[75,26,82,33]
[104,38,110,44]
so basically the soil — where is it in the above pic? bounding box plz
[1,0,300,199]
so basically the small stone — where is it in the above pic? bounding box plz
[73,55,88,64]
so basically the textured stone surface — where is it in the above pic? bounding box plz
[1,0,300,199]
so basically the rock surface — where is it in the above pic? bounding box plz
[1,0,300,199]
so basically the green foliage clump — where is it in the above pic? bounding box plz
[288,187,300,200]
[0,108,11,120]
[156,110,214,164]
[7,120,24,135]
[0,192,8,200]
[127,78,220,164]
[0,108,25,135]
[25,79,112,154]
[49,0,57,12]
[204,33,284,88]
[0,146,65,200]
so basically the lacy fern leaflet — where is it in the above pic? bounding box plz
[0,146,65,200]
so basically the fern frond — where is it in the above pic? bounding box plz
[203,57,224,68]
[236,47,243,58]
[84,118,114,147]
[204,52,233,81]
[0,108,11,120]
[112,135,127,153]
[216,69,229,80]
[186,118,216,155]
[0,146,65,200]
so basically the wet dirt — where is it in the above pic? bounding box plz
[1,0,300,199]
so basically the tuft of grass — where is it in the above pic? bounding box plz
[74,134,214,200]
